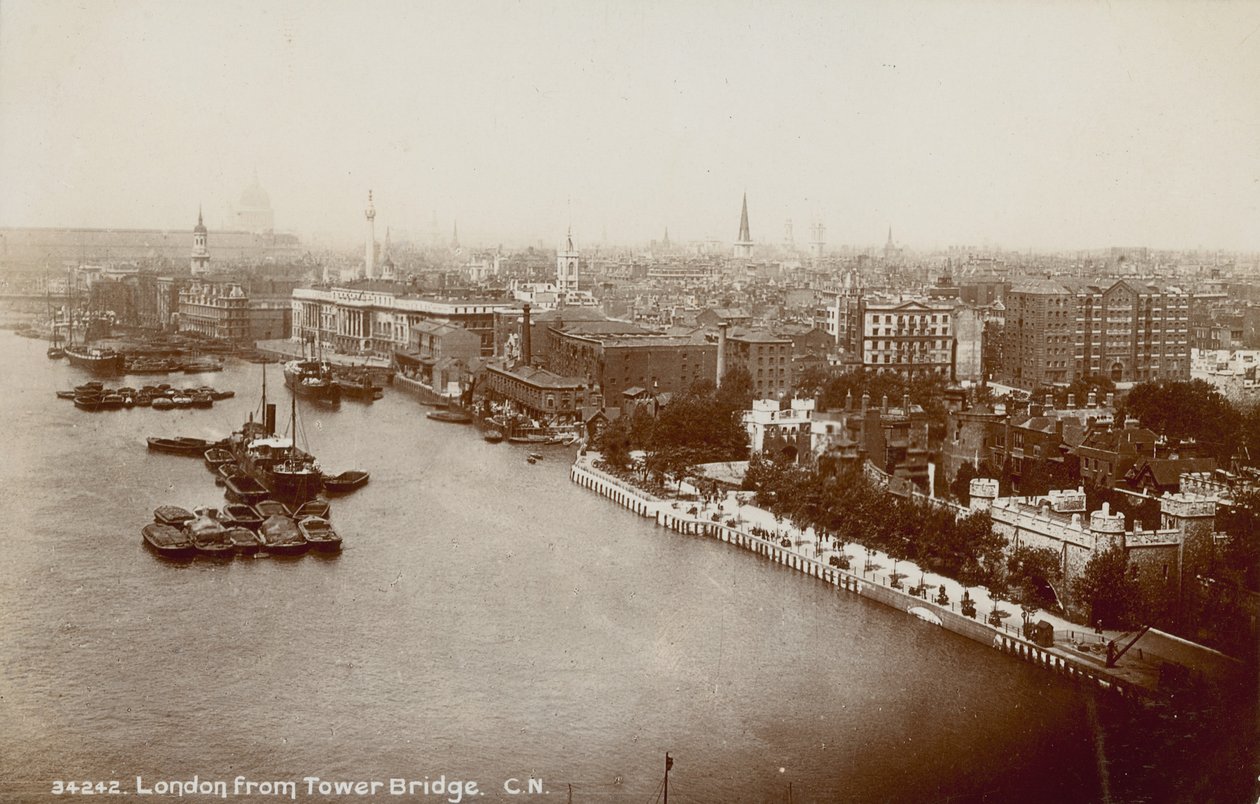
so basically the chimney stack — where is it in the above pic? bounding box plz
[881,394,888,414]
[520,303,532,366]
[1087,391,1097,409]
[861,390,870,413]
[902,393,910,414]
[844,389,853,411]
[716,322,729,387]
[1067,393,1076,409]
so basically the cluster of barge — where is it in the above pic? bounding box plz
[143,502,340,558]
[61,382,234,411]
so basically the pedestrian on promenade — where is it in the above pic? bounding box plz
[1094,620,1103,635]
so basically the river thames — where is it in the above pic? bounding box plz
[0,331,1253,803]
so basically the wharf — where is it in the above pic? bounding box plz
[570,453,1244,705]
[253,339,392,369]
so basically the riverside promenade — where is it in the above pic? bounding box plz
[570,453,1242,702]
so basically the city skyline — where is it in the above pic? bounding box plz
[2,1,1258,252]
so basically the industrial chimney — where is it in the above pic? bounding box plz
[716,322,729,387]
[520,303,532,367]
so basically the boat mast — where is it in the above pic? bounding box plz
[289,384,297,462]
[664,753,672,804]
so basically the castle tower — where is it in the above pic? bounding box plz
[1160,492,1218,626]
[190,206,210,276]
[1089,502,1126,552]
[557,227,579,293]
[733,193,753,259]
[364,191,377,280]
[968,478,999,512]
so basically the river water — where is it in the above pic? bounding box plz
[0,331,1253,803]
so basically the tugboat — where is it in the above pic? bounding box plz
[229,365,325,507]
[283,358,340,405]
[334,372,383,401]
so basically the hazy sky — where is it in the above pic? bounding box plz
[2,1,1258,251]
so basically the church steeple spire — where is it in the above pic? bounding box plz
[733,192,753,258]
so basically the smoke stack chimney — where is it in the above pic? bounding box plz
[265,403,276,435]
[861,390,869,413]
[521,303,532,366]
[716,322,729,387]
[845,389,853,412]
[902,393,910,414]
[881,394,888,414]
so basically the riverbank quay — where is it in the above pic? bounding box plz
[571,454,1245,706]
[253,338,393,369]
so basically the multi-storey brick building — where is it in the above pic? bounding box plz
[998,278,1191,389]
[725,329,793,398]
[546,328,717,401]
[177,282,249,342]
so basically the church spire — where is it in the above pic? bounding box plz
[738,192,751,242]
[733,192,753,258]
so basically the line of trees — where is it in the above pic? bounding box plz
[741,455,1052,606]
[595,368,754,489]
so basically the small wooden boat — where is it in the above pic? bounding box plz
[74,381,104,394]
[55,390,77,400]
[210,389,235,401]
[142,523,197,558]
[322,470,369,494]
[298,516,341,551]
[217,462,240,481]
[151,397,174,410]
[254,499,291,519]
[258,514,308,555]
[526,456,538,464]
[528,452,544,461]
[225,526,262,555]
[186,508,234,557]
[483,430,504,443]
[203,448,235,470]
[189,392,215,408]
[427,408,472,424]
[74,395,104,411]
[294,499,330,519]
[222,503,263,530]
[99,393,125,410]
[153,505,195,527]
[224,473,269,504]
[47,346,66,359]
[147,436,225,455]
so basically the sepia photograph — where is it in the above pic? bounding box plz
[1,1,1258,801]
